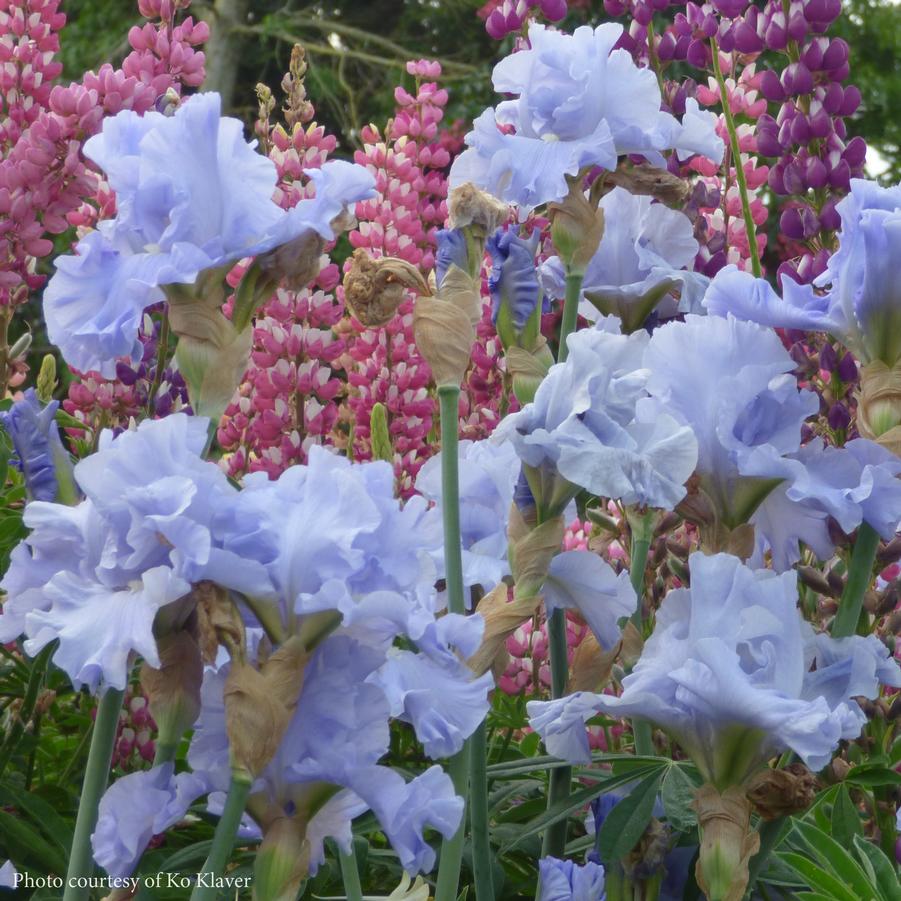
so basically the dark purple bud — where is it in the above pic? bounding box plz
[808,105,833,139]
[713,0,749,19]
[707,233,727,255]
[837,353,858,383]
[820,197,841,231]
[790,342,812,368]
[828,403,851,431]
[705,250,728,276]
[787,10,809,41]
[674,34,692,59]
[783,62,814,95]
[687,38,710,68]
[756,128,784,157]
[780,207,806,240]
[760,68,786,102]
[717,24,736,52]
[116,361,139,386]
[154,391,173,417]
[811,247,831,278]
[802,37,827,70]
[804,156,829,189]
[840,84,861,116]
[653,0,670,10]
[764,20,788,50]
[634,3,654,26]
[819,343,838,372]
[768,162,788,194]
[800,422,815,443]
[485,11,508,39]
[790,115,811,145]
[843,135,867,168]
[657,32,677,61]
[605,0,628,13]
[702,12,719,35]
[829,159,851,191]
[822,37,849,70]
[804,0,842,26]
[829,62,850,82]
[834,118,848,139]
[540,0,568,21]
[733,22,764,53]
[783,161,806,194]
[821,82,844,114]
[778,260,802,286]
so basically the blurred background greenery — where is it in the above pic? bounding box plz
[56,0,900,182]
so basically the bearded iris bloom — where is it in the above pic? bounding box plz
[529,553,901,780]
[495,324,698,514]
[704,179,901,367]
[538,856,607,901]
[44,92,375,377]
[540,187,708,332]
[449,23,723,210]
[0,414,231,691]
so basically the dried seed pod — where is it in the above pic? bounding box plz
[343,249,430,327]
[448,182,509,234]
[746,764,819,820]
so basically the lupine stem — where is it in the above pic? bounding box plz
[191,768,252,900]
[627,513,655,757]
[63,688,125,901]
[557,272,583,364]
[434,383,472,901]
[338,843,364,901]
[710,39,762,279]
[831,521,880,638]
[469,719,494,900]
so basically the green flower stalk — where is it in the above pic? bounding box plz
[62,688,125,901]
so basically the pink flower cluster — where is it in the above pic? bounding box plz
[217,59,346,477]
[0,0,206,307]
[342,61,454,494]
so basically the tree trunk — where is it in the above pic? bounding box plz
[200,0,248,112]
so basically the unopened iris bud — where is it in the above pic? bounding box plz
[343,249,430,327]
[0,388,78,504]
[488,227,543,350]
[548,178,605,276]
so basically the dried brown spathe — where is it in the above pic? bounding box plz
[693,784,760,901]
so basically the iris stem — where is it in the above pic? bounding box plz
[558,272,583,364]
[541,607,573,859]
[469,720,495,900]
[831,521,880,638]
[539,270,585,859]
[710,40,762,279]
[627,514,655,758]
[191,768,252,900]
[338,844,364,901]
[63,687,125,901]
[434,383,473,901]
